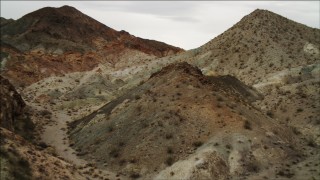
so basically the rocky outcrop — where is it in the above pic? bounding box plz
[0,76,34,139]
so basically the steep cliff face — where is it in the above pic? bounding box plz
[0,76,34,139]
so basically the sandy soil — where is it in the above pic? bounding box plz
[40,106,85,166]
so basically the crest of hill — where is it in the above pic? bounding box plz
[0,17,14,26]
[1,5,116,40]
[150,62,262,102]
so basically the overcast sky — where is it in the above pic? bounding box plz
[1,1,319,50]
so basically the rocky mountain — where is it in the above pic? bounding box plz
[1,6,319,180]
[0,5,183,86]
[69,62,318,179]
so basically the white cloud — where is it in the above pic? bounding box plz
[1,1,319,50]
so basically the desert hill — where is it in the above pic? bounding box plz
[197,9,319,84]
[0,5,183,86]
[68,63,317,179]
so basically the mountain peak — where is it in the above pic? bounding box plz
[251,8,271,14]
[23,5,82,18]
[239,8,283,24]
[59,5,77,10]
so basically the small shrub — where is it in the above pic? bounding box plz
[307,138,316,148]
[118,142,125,147]
[247,162,259,172]
[292,127,300,135]
[167,147,174,154]
[225,144,232,150]
[192,141,203,148]
[130,172,140,179]
[217,96,224,102]
[134,95,141,100]
[18,158,30,167]
[166,157,174,166]
[109,148,119,158]
[296,108,303,113]
[266,111,274,118]
[165,133,173,139]
[108,126,114,132]
[39,110,52,117]
[129,158,137,164]
[243,120,252,130]
[119,159,126,166]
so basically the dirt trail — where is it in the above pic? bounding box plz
[26,100,86,166]
[41,107,86,166]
